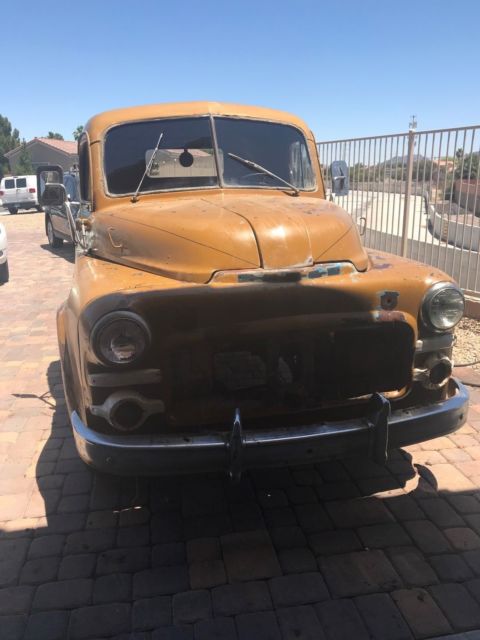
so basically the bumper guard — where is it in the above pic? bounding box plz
[71,378,468,477]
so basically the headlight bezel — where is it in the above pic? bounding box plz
[91,311,151,366]
[421,281,464,333]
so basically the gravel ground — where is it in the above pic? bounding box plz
[453,317,480,370]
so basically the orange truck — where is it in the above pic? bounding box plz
[37,102,468,479]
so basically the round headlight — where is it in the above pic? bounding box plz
[421,282,464,332]
[92,312,150,365]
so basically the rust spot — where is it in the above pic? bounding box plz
[375,309,406,322]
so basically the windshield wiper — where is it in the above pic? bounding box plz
[131,132,164,202]
[228,152,299,196]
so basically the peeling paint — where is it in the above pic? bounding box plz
[212,262,356,284]
[374,309,406,322]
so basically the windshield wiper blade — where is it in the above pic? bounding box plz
[228,152,299,196]
[131,132,164,203]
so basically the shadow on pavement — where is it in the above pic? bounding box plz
[0,361,479,639]
[40,243,75,265]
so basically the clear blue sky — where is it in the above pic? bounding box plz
[4,0,480,143]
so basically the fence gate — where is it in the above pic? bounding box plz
[317,125,480,295]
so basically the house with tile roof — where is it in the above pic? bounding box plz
[5,137,78,173]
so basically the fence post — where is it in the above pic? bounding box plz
[401,122,417,257]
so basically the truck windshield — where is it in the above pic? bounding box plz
[104,116,316,196]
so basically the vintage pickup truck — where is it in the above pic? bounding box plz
[37,101,468,479]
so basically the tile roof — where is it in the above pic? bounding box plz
[36,137,78,154]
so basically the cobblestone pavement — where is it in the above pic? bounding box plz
[1,211,480,640]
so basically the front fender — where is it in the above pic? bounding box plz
[56,302,67,360]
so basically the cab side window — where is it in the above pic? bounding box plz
[78,134,91,202]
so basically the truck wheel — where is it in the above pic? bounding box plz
[8,206,18,215]
[47,217,63,248]
[36,206,43,212]
[0,260,9,284]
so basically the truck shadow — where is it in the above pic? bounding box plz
[40,243,75,264]
[4,361,480,639]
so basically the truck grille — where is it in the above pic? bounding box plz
[170,321,415,423]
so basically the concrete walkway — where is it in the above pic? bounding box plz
[334,190,480,291]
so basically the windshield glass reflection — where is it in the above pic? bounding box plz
[104,116,315,195]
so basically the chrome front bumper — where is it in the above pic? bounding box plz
[71,379,469,476]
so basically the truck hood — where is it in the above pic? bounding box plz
[91,193,369,283]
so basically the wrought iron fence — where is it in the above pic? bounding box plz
[317,125,480,295]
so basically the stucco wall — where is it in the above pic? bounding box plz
[429,204,480,251]
[454,179,480,215]
[7,142,78,173]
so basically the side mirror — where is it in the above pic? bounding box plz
[36,165,64,205]
[330,160,349,196]
[41,183,67,207]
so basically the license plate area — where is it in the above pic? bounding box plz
[169,321,415,423]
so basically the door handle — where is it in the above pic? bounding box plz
[107,227,123,249]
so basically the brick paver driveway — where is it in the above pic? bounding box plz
[1,211,480,640]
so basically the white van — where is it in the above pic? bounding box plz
[0,175,41,214]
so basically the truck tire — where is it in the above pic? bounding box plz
[0,260,9,284]
[46,217,63,248]
[8,206,18,215]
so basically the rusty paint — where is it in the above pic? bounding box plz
[57,101,462,438]
[374,309,407,323]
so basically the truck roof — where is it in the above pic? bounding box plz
[85,101,313,142]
